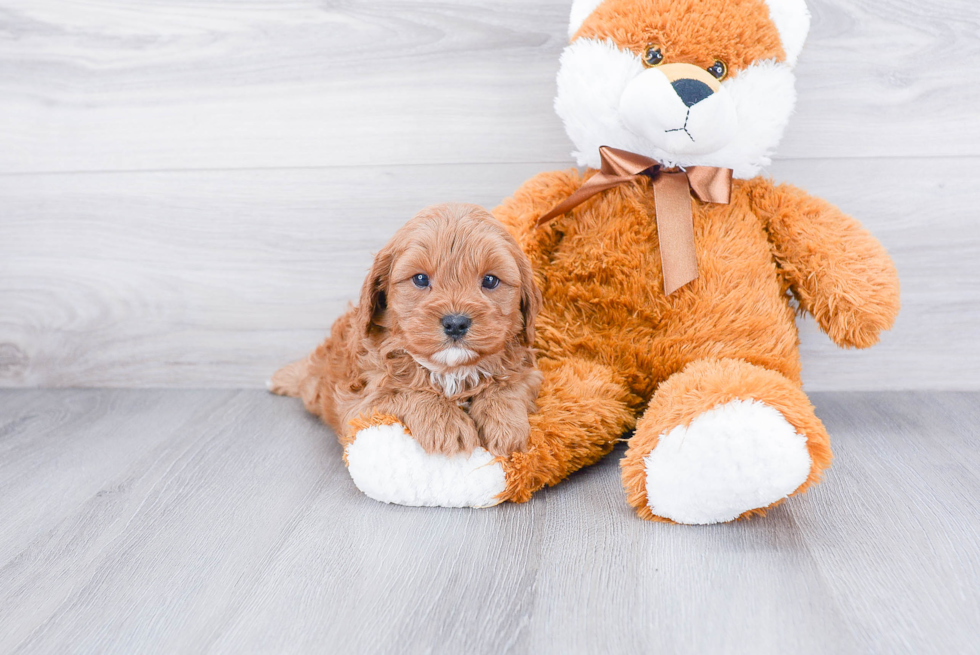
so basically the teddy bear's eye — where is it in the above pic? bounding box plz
[707,60,728,80]
[643,45,665,68]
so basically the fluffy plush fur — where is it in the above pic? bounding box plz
[271,203,543,459]
[345,421,507,508]
[487,0,900,522]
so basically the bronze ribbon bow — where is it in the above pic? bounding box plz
[536,146,733,295]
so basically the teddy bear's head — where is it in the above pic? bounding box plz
[556,0,810,179]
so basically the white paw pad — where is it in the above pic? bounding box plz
[643,400,812,525]
[345,423,507,508]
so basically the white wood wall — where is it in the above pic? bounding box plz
[1,0,977,390]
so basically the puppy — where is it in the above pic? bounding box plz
[270,203,542,457]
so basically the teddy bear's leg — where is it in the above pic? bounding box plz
[498,355,636,503]
[620,358,832,524]
[341,355,634,508]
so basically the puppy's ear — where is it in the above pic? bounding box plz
[355,244,396,336]
[515,247,542,346]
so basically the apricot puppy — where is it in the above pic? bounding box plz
[271,203,542,457]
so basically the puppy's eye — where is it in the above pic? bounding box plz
[707,60,728,80]
[411,273,430,289]
[482,274,500,290]
[643,45,664,68]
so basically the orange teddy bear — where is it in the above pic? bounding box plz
[330,0,899,524]
[490,0,900,523]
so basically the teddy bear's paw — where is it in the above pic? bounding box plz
[643,399,812,525]
[345,422,506,508]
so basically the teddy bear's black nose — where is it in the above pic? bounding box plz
[672,78,714,108]
[442,314,472,339]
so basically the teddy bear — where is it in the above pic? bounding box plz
[338,0,900,524]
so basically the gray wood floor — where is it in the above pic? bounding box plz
[1,390,978,654]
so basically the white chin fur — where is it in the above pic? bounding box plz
[346,422,507,508]
[414,347,485,396]
[643,399,812,525]
[555,38,797,179]
[430,346,477,367]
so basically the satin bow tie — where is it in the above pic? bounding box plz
[536,146,733,295]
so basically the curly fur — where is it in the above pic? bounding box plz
[271,203,543,458]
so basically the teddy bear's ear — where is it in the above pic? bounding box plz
[763,0,811,67]
[568,0,606,38]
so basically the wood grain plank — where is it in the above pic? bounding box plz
[795,391,980,653]
[524,456,857,654]
[0,389,233,564]
[0,0,976,174]
[207,477,544,654]
[1,390,546,655]
[2,157,977,390]
[1,390,331,653]
[1,390,978,654]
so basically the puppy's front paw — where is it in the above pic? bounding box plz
[478,410,531,458]
[408,408,481,457]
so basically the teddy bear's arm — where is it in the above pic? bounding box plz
[752,180,900,349]
[493,169,585,265]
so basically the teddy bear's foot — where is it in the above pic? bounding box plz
[621,358,833,524]
[640,399,810,524]
[344,416,506,508]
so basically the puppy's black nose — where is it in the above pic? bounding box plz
[441,314,472,339]
[672,78,714,108]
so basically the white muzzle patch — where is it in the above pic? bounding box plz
[430,346,478,367]
[619,68,738,156]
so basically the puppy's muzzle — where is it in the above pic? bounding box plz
[441,314,472,340]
